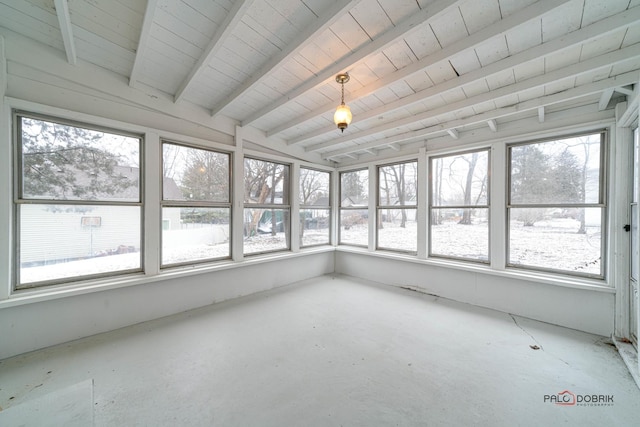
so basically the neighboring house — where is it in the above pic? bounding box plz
[21,167,184,265]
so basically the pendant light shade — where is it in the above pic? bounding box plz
[334,73,352,132]
[334,103,352,132]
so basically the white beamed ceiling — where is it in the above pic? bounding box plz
[1,0,639,163]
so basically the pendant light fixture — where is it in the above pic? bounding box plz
[334,73,352,132]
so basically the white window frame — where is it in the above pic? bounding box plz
[160,140,232,268]
[299,166,332,248]
[13,110,144,289]
[428,147,491,263]
[376,159,418,254]
[505,130,608,279]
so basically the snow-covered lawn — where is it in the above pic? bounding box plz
[19,217,601,284]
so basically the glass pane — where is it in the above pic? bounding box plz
[162,207,230,266]
[300,168,330,206]
[300,208,330,247]
[510,134,602,205]
[19,204,141,285]
[20,116,140,202]
[509,207,602,275]
[377,208,417,252]
[340,169,368,206]
[632,204,638,281]
[244,159,289,205]
[379,162,417,206]
[430,208,489,261]
[340,209,368,246]
[432,150,488,207]
[244,208,290,254]
[162,143,229,202]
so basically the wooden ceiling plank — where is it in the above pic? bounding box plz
[320,71,638,159]
[273,0,570,137]
[53,0,76,65]
[174,0,256,104]
[211,0,360,117]
[242,0,464,126]
[289,7,640,144]
[129,0,158,87]
[308,45,640,152]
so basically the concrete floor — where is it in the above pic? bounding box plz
[1,274,639,426]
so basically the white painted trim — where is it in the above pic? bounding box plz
[144,132,161,276]
[335,246,614,292]
[290,163,301,252]
[232,126,245,262]
[368,164,376,251]
[0,246,335,310]
[53,0,77,65]
[0,35,10,301]
[129,0,158,87]
[490,141,506,271]
[175,0,256,104]
[611,106,632,338]
[417,147,428,259]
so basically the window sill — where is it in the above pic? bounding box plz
[0,246,335,309]
[335,246,615,294]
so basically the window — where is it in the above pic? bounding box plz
[377,161,417,253]
[339,169,369,246]
[299,167,331,247]
[430,149,490,262]
[244,158,290,254]
[507,131,606,277]
[15,112,142,287]
[161,142,231,266]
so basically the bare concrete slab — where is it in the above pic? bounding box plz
[1,274,638,426]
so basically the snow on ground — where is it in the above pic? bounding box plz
[20,218,601,284]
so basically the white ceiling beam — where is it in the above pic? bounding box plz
[268,0,571,137]
[129,0,158,87]
[209,0,361,118]
[174,0,255,104]
[447,129,459,139]
[53,0,76,65]
[618,79,640,126]
[598,88,614,111]
[538,106,545,123]
[363,148,377,155]
[320,71,638,159]
[289,7,640,146]
[241,0,463,126]
[306,43,640,152]
[487,119,498,132]
[388,143,400,151]
[615,85,634,95]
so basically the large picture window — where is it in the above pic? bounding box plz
[430,149,490,262]
[299,167,331,247]
[244,158,290,254]
[377,161,417,253]
[15,112,142,287]
[161,142,231,266]
[339,169,369,247]
[507,132,606,277]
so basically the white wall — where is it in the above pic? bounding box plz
[335,250,614,337]
[0,251,334,359]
